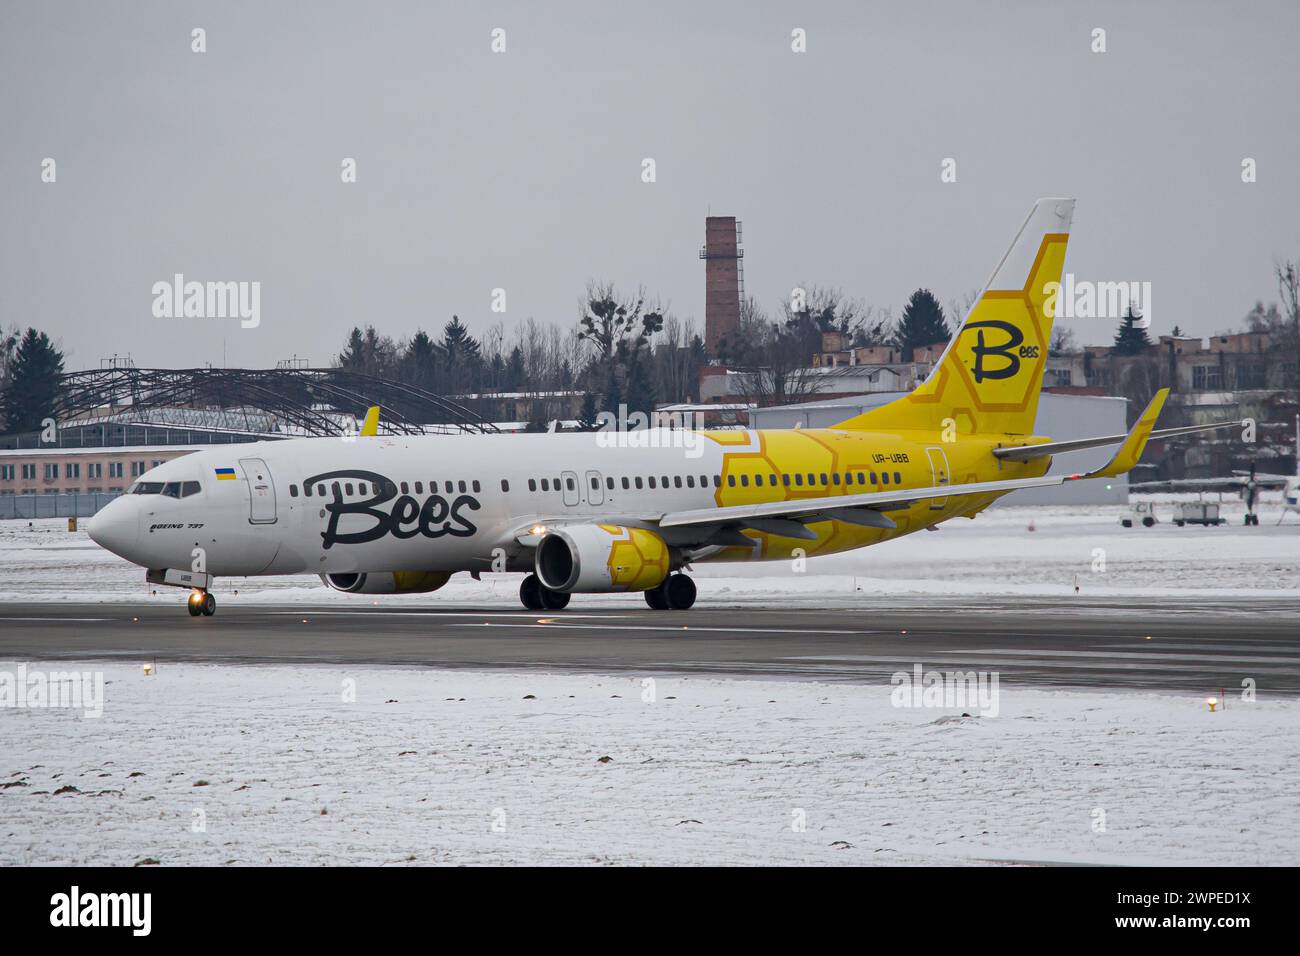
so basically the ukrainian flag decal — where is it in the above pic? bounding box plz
[215,467,237,481]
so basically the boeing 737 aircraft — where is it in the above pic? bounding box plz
[87,199,1236,615]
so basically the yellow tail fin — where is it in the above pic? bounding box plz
[360,406,380,437]
[835,198,1074,436]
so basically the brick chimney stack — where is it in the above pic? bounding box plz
[701,217,743,355]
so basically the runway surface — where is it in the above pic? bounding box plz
[2,596,1298,693]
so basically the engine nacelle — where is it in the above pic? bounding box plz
[322,570,452,595]
[536,524,670,593]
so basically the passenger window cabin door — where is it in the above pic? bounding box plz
[561,470,581,507]
[585,470,604,506]
[239,457,278,524]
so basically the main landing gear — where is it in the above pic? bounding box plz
[516,572,697,611]
[519,573,570,611]
[645,573,696,611]
[187,589,216,617]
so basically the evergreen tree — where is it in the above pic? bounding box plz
[622,345,657,421]
[337,327,367,372]
[893,289,949,360]
[488,353,506,390]
[440,315,483,392]
[402,329,442,390]
[1112,307,1153,355]
[576,392,601,431]
[1,328,65,434]
[336,325,398,377]
[440,315,481,364]
[505,346,526,390]
[1169,324,1184,337]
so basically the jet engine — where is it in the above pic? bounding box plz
[535,524,669,593]
[322,570,452,594]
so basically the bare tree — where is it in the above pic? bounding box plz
[576,281,662,361]
[654,315,707,404]
[780,285,877,362]
[849,304,893,347]
[1276,259,1300,396]
[1278,260,1300,329]
[729,318,825,407]
[1049,325,1078,356]
[946,288,980,328]
[1115,355,1163,426]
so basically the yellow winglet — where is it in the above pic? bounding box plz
[1088,388,1168,478]
[360,406,380,437]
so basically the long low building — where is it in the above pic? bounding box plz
[0,444,205,496]
[747,392,1130,505]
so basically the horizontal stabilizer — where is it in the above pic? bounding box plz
[994,416,1240,463]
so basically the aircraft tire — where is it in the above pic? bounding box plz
[539,586,570,610]
[665,574,696,610]
[520,574,544,610]
[201,592,216,616]
[644,583,670,610]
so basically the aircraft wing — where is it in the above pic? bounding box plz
[1232,470,1293,484]
[1132,476,1290,491]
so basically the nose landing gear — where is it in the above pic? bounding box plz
[187,590,216,617]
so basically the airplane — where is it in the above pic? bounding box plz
[87,198,1238,616]
[1131,415,1300,524]
[1130,463,1294,525]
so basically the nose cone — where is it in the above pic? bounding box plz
[87,497,141,562]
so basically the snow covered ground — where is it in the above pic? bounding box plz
[3,502,1296,866]
[3,661,1296,866]
[2,498,1296,607]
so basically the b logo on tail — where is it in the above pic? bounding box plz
[965,320,1025,383]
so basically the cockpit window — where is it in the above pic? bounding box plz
[128,480,200,497]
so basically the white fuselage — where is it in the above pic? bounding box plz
[87,430,764,577]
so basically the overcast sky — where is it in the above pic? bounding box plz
[2,0,1297,369]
